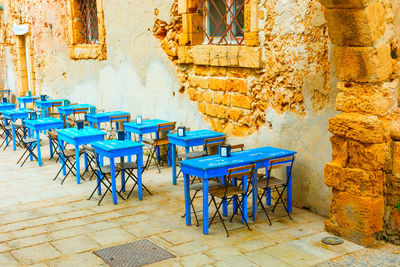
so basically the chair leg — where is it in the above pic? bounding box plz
[209,196,229,237]
[272,185,293,220]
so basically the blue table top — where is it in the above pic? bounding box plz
[17,96,40,101]
[86,111,130,119]
[58,104,94,112]
[23,117,63,126]
[35,99,66,105]
[180,146,297,171]
[91,140,144,152]
[56,127,106,138]
[2,108,32,115]
[125,119,168,130]
[168,129,225,141]
[0,103,15,108]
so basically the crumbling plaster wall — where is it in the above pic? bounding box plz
[3,0,340,216]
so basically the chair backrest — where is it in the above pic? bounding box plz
[110,115,131,130]
[230,144,245,152]
[204,136,226,155]
[47,131,58,140]
[82,145,97,158]
[223,164,255,197]
[156,122,176,139]
[73,107,89,114]
[266,156,295,186]
[177,150,207,161]
[51,101,63,108]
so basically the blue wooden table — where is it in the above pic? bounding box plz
[168,129,225,185]
[180,146,297,235]
[35,99,66,117]
[0,103,15,112]
[91,140,144,204]
[125,119,170,163]
[86,111,130,129]
[58,104,94,127]
[56,127,106,184]
[24,118,63,166]
[0,103,16,148]
[17,96,40,109]
[2,109,32,151]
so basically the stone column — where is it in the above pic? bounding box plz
[320,0,395,245]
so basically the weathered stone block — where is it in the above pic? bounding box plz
[225,124,250,137]
[347,141,387,171]
[213,93,231,106]
[192,45,211,65]
[325,1,385,46]
[188,76,208,89]
[244,32,260,46]
[328,113,384,144]
[331,136,348,167]
[227,78,247,93]
[238,46,262,68]
[182,13,203,34]
[193,65,209,76]
[178,0,201,14]
[178,46,193,64]
[333,43,392,82]
[209,78,227,91]
[336,81,397,116]
[392,142,400,177]
[179,33,203,46]
[326,190,384,246]
[232,94,253,109]
[320,0,377,9]
[324,163,383,197]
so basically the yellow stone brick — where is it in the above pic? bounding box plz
[209,78,227,91]
[227,78,247,93]
[193,65,209,76]
[198,102,206,113]
[244,32,260,46]
[227,107,244,121]
[196,90,213,103]
[178,0,201,14]
[333,43,392,82]
[213,93,231,106]
[182,13,203,34]
[178,46,193,64]
[324,1,386,46]
[179,33,203,46]
[232,94,253,109]
[320,0,376,9]
[188,76,208,89]
[208,67,227,77]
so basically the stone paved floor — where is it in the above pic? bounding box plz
[0,137,398,266]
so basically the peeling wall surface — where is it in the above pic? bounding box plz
[0,0,339,217]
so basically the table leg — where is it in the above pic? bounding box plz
[12,120,16,151]
[121,157,125,192]
[156,132,160,163]
[252,169,258,222]
[138,152,143,200]
[110,157,118,204]
[59,140,66,176]
[127,132,132,162]
[184,172,191,226]
[96,154,102,195]
[223,176,229,217]
[172,144,177,185]
[75,145,81,184]
[242,175,248,224]
[287,166,292,212]
[49,134,53,159]
[203,178,209,234]
[84,153,88,175]
[36,130,42,166]
[139,134,143,143]
[4,118,9,147]
[28,128,33,161]
[60,114,66,128]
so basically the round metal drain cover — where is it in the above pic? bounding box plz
[321,236,344,245]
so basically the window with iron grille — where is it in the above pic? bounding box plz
[78,0,99,44]
[203,0,245,45]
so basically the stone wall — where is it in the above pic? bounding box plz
[321,0,400,245]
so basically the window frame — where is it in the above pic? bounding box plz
[203,0,245,45]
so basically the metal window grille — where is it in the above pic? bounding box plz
[203,0,244,45]
[78,0,99,44]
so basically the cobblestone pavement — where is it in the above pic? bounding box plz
[0,137,397,266]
